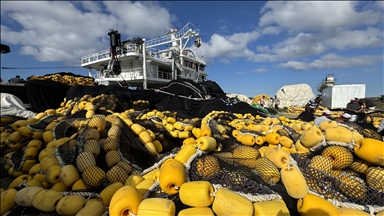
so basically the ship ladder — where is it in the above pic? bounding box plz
[175,61,184,72]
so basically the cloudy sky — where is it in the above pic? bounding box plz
[1,1,383,97]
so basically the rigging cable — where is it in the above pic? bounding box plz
[1,66,83,70]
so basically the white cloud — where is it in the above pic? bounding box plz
[324,27,383,49]
[261,26,281,35]
[271,32,327,59]
[309,53,383,69]
[0,1,173,65]
[219,58,231,64]
[246,53,277,62]
[278,61,308,71]
[219,25,229,32]
[203,31,260,60]
[259,1,382,32]
[363,68,379,72]
[256,45,271,53]
[78,1,102,13]
[236,71,247,75]
[102,1,173,37]
[253,68,267,73]
[255,26,383,61]
[278,53,383,71]
[252,1,383,64]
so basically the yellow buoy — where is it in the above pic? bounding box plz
[179,181,214,207]
[137,198,175,216]
[212,188,253,216]
[109,186,142,216]
[159,159,186,195]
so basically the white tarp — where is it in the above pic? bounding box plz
[275,84,316,108]
[226,93,252,104]
[1,93,36,118]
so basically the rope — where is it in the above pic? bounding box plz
[184,149,203,171]
[308,189,384,214]
[60,191,100,198]
[156,81,206,99]
[102,209,110,216]
[141,154,175,175]
[212,183,223,196]
[243,193,282,203]
[337,123,355,131]
[142,181,160,199]
[288,156,298,168]
[211,183,282,202]
[326,141,357,149]
[154,89,207,101]
[309,134,327,151]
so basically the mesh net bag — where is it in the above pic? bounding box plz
[340,121,382,140]
[58,113,163,192]
[292,146,384,207]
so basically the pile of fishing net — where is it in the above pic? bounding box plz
[1,85,383,215]
[27,72,95,87]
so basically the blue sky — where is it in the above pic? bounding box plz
[1,1,383,97]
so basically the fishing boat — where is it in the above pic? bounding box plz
[80,22,208,89]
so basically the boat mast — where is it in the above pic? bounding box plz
[142,38,147,89]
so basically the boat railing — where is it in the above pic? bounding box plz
[157,70,172,80]
[81,45,174,64]
[81,49,110,64]
[145,22,199,47]
[81,23,200,65]
[81,44,142,64]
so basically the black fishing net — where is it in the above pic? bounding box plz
[7,206,59,216]
[9,149,25,172]
[55,140,78,166]
[2,78,383,216]
[28,114,62,132]
[52,118,79,140]
[281,125,302,143]
[292,147,384,207]
[143,183,188,215]
[24,81,71,113]
[62,78,268,119]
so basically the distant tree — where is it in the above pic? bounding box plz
[317,82,328,93]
